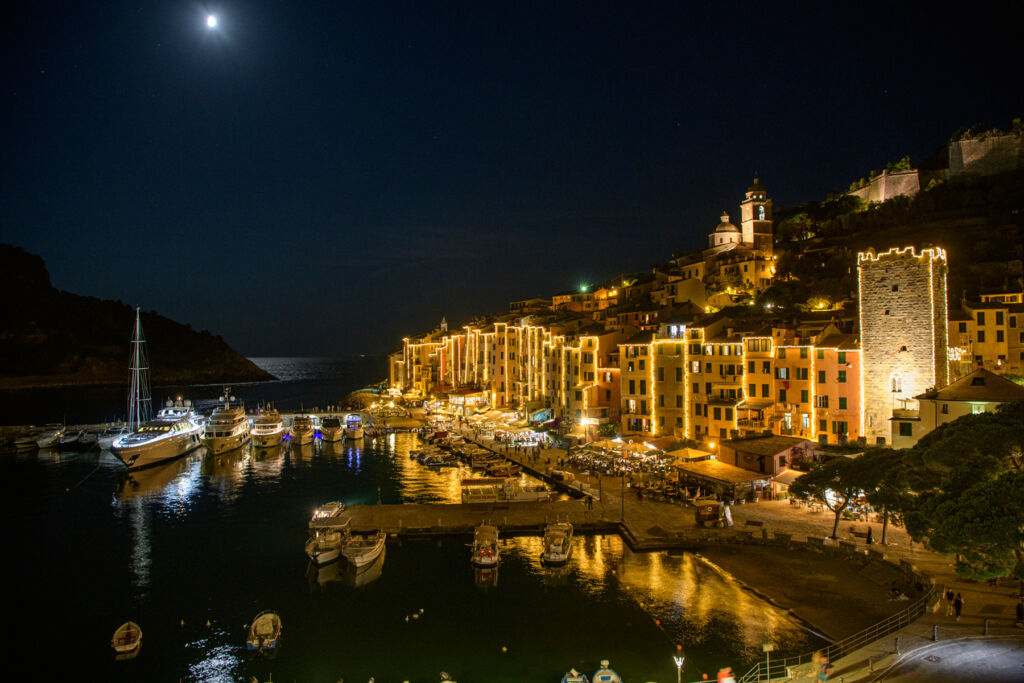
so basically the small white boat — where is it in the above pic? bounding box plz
[320,416,344,442]
[78,431,99,450]
[60,429,85,450]
[341,530,386,568]
[289,415,315,445]
[98,424,130,450]
[311,501,345,521]
[561,670,589,683]
[246,610,282,653]
[36,425,65,449]
[541,521,573,566]
[111,621,142,657]
[592,660,623,683]
[305,522,349,566]
[470,523,500,567]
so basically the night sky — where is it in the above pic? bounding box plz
[3,1,1021,357]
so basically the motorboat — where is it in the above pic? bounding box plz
[251,407,285,448]
[341,530,386,568]
[36,425,64,449]
[486,462,522,477]
[289,415,315,445]
[13,435,37,450]
[592,660,623,683]
[201,388,251,455]
[470,523,500,567]
[320,415,344,442]
[305,519,350,566]
[311,501,345,521]
[111,621,142,657]
[541,521,574,566]
[98,424,130,450]
[59,429,85,450]
[111,399,203,470]
[344,413,364,440]
[246,610,282,653]
[561,670,589,683]
[344,546,385,587]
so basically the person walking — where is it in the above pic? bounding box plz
[866,526,873,545]
[944,588,955,616]
[953,592,964,622]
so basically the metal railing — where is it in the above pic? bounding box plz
[737,585,936,682]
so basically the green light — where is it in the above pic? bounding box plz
[580,284,589,293]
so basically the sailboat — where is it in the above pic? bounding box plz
[111,308,202,470]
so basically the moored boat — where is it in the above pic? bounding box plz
[344,413,364,440]
[341,530,386,568]
[469,523,500,567]
[111,621,142,657]
[246,610,282,653]
[541,521,573,566]
[36,425,64,449]
[201,388,251,455]
[486,462,522,477]
[289,415,315,445]
[561,670,589,683]
[311,501,345,521]
[460,477,551,503]
[14,435,37,450]
[59,429,85,450]
[305,519,350,566]
[252,407,285,448]
[320,415,344,442]
[592,660,623,683]
[98,424,130,450]
[111,399,203,470]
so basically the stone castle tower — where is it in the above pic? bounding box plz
[858,247,948,444]
[739,177,773,254]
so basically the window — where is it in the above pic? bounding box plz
[819,419,827,431]
[659,394,665,407]
[996,311,1004,325]
[639,380,646,394]
[997,330,1004,343]
[693,383,699,395]
[627,361,634,372]
[748,361,756,373]
[629,380,635,394]
[749,384,757,397]
[800,389,808,403]
[725,408,733,420]
[778,349,786,359]
[713,407,721,420]
[892,284,899,292]
[977,331,986,343]
[690,360,701,372]
[838,370,847,383]
[762,361,771,374]
[972,404,985,415]
[891,375,902,393]
[675,367,682,381]
[941,404,948,414]
[818,370,826,383]
[839,397,847,410]
[801,414,810,429]
[800,347,808,359]
[958,322,967,333]
[898,422,913,437]
[777,367,790,379]
[779,389,787,402]
[796,368,808,380]
[762,384,769,397]
[977,312,985,325]
[638,360,645,370]
[1011,316,1017,329]
[575,391,582,400]
[676,395,683,408]
[838,352,846,364]
[815,395,829,408]
[657,367,664,381]
[817,349,824,360]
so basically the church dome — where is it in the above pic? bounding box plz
[714,212,739,233]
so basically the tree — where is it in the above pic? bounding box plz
[855,448,910,545]
[900,400,1024,581]
[790,456,866,539]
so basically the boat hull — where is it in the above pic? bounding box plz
[344,427,363,440]
[202,430,251,455]
[342,533,386,568]
[113,432,202,470]
[253,431,284,448]
[320,427,344,442]
[289,430,314,445]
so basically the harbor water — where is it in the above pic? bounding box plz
[4,358,826,681]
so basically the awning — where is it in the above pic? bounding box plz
[773,469,805,486]
[737,398,774,410]
[672,458,770,485]
[665,447,713,461]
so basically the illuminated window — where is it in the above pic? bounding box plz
[891,375,902,393]
[972,404,985,415]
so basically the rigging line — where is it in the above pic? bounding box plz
[67,462,103,492]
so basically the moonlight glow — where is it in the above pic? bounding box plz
[206,15,217,29]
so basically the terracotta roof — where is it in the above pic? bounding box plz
[917,369,1024,403]
[672,458,769,484]
[719,435,813,456]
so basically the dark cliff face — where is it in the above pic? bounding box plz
[0,244,275,388]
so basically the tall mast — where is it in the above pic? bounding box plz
[127,307,153,430]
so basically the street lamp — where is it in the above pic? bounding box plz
[673,654,685,683]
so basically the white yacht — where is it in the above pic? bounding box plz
[305,518,350,566]
[344,414,364,440]
[540,521,574,566]
[289,415,315,445]
[320,415,344,442]
[201,388,251,455]
[111,399,202,470]
[252,407,285,448]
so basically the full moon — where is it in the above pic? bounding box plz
[206,15,217,29]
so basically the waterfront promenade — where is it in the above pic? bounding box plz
[456,427,1024,682]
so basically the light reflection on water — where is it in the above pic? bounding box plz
[9,434,824,682]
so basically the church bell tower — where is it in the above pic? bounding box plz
[740,177,773,255]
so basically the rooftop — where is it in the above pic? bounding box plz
[917,368,1024,403]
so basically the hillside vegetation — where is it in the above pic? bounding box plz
[0,245,275,389]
